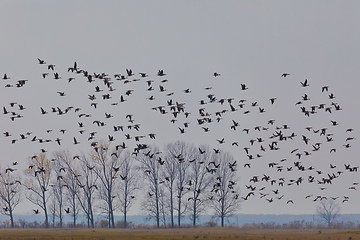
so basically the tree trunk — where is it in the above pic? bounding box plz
[170,189,174,228]
[192,201,196,226]
[89,198,94,228]
[9,210,14,228]
[108,192,114,228]
[59,206,63,228]
[156,189,160,228]
[44,198,49,228]
[90,213,94,228]
[177,199,181,227]
[111,206,115,228]
[124,199,127,228]
[221,201,224,227]
[73,213,76,228]
[72,197,76,227]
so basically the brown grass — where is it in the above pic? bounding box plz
[0,228,359,240]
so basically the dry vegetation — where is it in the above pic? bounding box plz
[0,228,359,240]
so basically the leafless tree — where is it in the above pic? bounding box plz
[76,153,98,228]
[135,145,163,228]
[56,150,98,228]
[163,141,195,227]
[49,188,58,227]
[90,140,121,228]
[51,156,68,228]
[209,151,240,227]
[53,150,81,227]
[0,167,22,228]
[117,150,138,228]
[159,187,168,226]
[24,152,53,228]
[316,198,341,228]
[161,146,177,228]
[188,144,213,226]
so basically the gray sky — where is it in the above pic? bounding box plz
[1,1,359,216]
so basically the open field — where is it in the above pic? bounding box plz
[0,228,359,240]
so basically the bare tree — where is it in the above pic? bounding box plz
[135,145,163,228]
[51,157,67,228]
[161,146,177,228]
[63,174,81,228]
[0,167,22,228]
[76,153,98,228]
[316,198,341,228]
[49,189,58,227]
[90,140,122,228]
[159,187,168,226]
[209,151,240,227]
[24,152,53,228]
[53,150,81,227]
[188,144,213,226]
[163,141,195,227]
[117,150,138,228]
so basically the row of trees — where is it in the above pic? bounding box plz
[0,140,241,228]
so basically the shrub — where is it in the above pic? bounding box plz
[98,219,109,228]
[204,221,218,227]
[115,220,125,228]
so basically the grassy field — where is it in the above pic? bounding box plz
[0,228,359,240]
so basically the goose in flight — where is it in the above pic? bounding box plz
[213,72,220,77]
[328,93,335,99]
[300,79,309,87]
[322,86,329,92]
[139,72,148,77]
[2,74,10,80]
[73,137,80,145]
[240,84,248,90]
[5,167,15,173]
[157,70,166,76]
[48,64,55,70]
[37,58,46,64]
[3,107,9,114]
[302,94,310,101]
[269,98,277,104]
[54,72,60,79]
[126,69,134,76]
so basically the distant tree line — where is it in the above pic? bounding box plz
[0,217,360,229]
[0,140,241,228]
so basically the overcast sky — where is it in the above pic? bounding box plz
[1,1,359,216]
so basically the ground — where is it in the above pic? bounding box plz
[0,228,359,240]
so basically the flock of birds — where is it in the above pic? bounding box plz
[1,58,359,214]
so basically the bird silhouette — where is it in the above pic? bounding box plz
[73,137,80,145]
[2,73,10,80]
[300,79,309,87]
[240,84,248,90]
[5,168,15,173]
